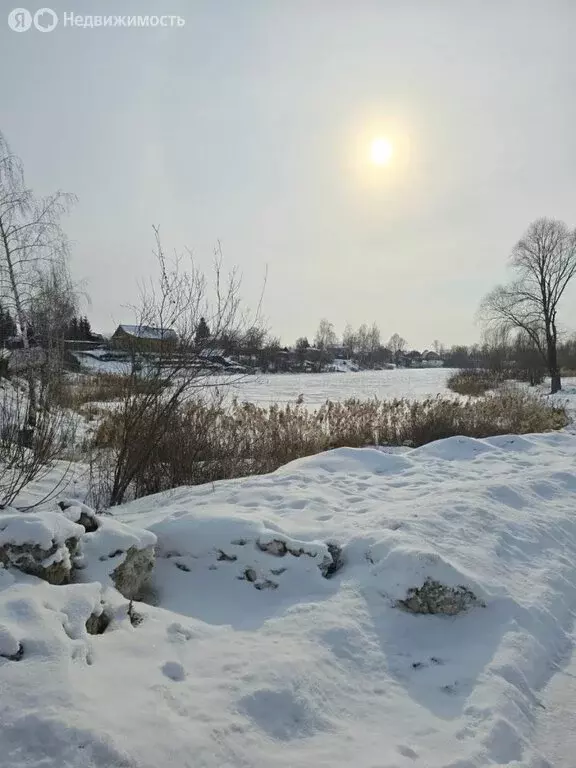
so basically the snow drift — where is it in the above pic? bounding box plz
[2,432,576,766]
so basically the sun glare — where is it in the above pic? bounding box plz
[370,137,393,166]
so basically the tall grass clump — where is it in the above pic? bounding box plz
[447,368,504,396]
[88,388,568,505]
[56,372,166,410]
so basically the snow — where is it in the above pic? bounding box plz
[57,499,97,524]
[116,324,177,341]
[73,355,132,374]
[326,358,361,373]
[219,366,456,406]
[0,511,83,549]
[3,431,576,765]
[536,626,576,765]
[6,460,89,512]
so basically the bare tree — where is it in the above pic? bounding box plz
[29,260,79,404]
[342,323,357,357]
[432,339,443,355]
[480,218,576,393]
[366,322,381,366]
[240,326,267,358]
[480,325,512,373]
[314,318,337,350]
[0,130,76,424]
[388,333,407,356]
[295,336,309,350]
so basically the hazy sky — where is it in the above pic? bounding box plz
[3,0,576,348]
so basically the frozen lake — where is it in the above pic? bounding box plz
[217,368,456,407]
[78,356,456,407]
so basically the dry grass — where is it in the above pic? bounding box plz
[56,373,166,410]
[447,369,504,396]
[88,388,568,504]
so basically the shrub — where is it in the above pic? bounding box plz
[447,368,504,396]
[0,381,76,507]
[88,389,568,505]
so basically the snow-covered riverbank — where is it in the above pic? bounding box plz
[3,430,576,766]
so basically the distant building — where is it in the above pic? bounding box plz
[111,324,178,350]
[421,350,444,368]
[398,350,423,367]
[397,350,444,368]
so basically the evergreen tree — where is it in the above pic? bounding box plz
[82,316,93,340]
[69,316,79,340]
[69,315,94,341]
[195,316,210,345]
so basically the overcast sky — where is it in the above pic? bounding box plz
[3,0,576,348]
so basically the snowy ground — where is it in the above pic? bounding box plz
[536,632,576,766]
[218,367,456,406]
[3,432,576,766]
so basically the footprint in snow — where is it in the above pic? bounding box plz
[397,745,418,760]
[412,657,444,670]
[162,661,186,681]
[287,499,307,510]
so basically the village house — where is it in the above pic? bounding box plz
[111,324,178,351]
[420,350,445,368]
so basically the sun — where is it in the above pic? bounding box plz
[370,137,393,166]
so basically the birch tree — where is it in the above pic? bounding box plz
[0,130,75,423]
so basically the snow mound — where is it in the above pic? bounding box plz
[3,431,576,766]
[145,509,341,620]
[278,445,413,475]
[0,511,83,550]
[411,434,499,460]
[369,544,486,610]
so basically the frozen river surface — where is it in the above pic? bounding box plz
[219,367,456,406]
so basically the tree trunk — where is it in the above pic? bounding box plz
[547,339,561,394]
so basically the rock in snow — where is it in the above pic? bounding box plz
[0,505,157,598]
[111,545,155,599]
[0,511,83,584]
[75,514,157,599]
[2,433,576,766]
[398,578,482,615]
[58,499,99,532]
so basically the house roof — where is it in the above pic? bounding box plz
[115,324,178,341]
